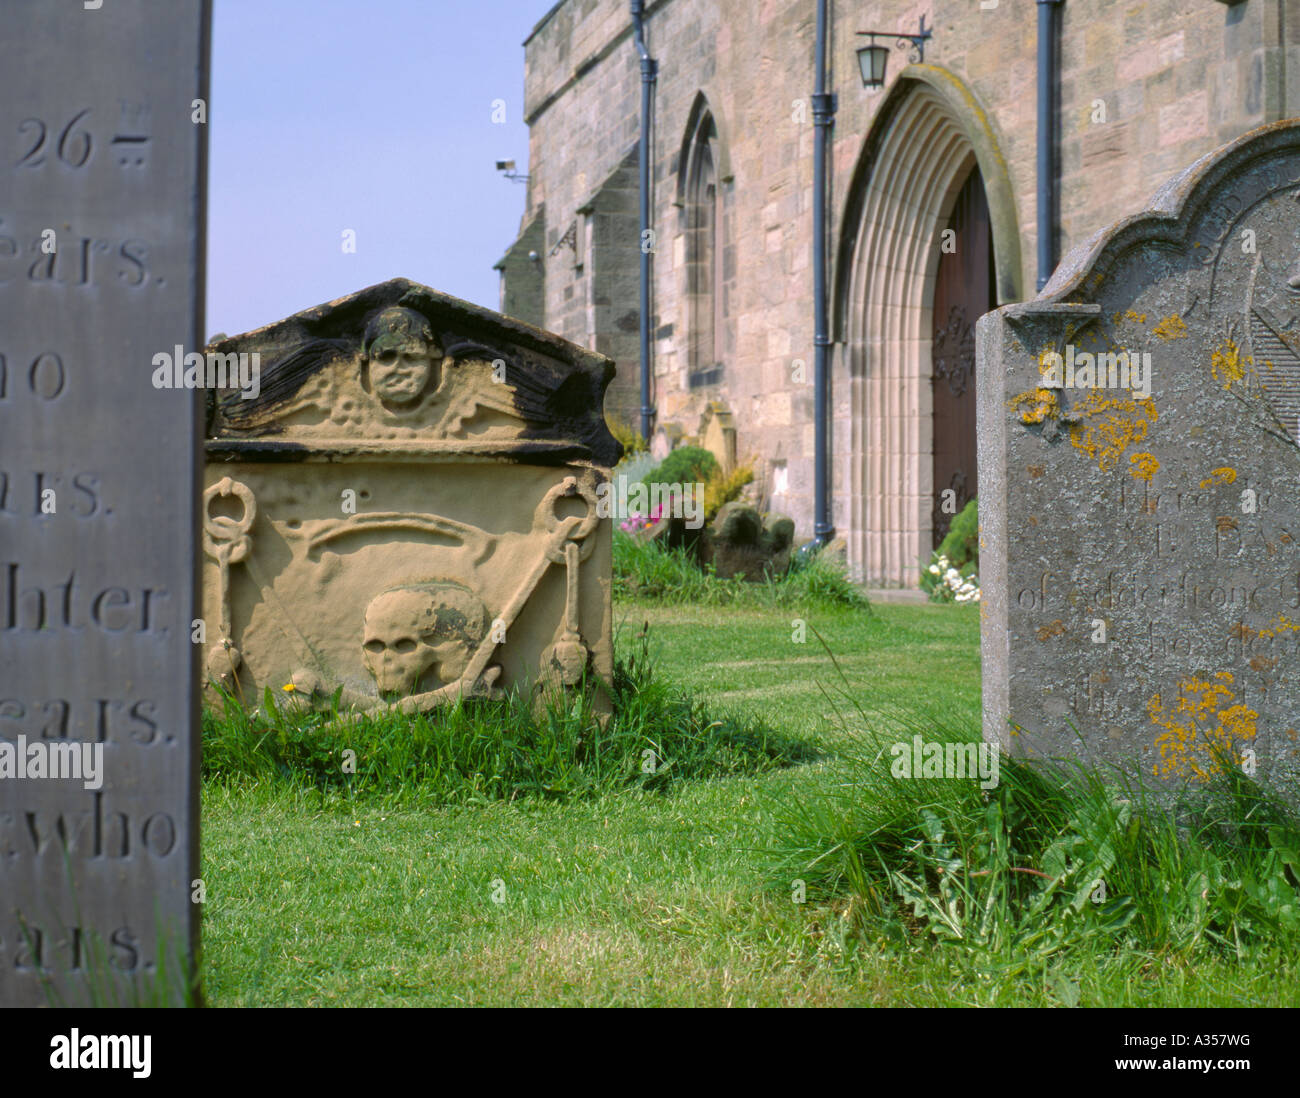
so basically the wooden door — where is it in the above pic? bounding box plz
[930,167,995,547]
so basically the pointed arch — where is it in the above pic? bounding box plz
[678,92,729,387]
[832,66,1023,585]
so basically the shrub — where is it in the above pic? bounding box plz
[920,497,979,598]
[614,450,658,488]
[606,412,647,455]
[937,497,979,568]
[924,554,980,603]
[612,450,662,533]
[649,445,717,489]
[702,460,755,527]
[614,529,870,611]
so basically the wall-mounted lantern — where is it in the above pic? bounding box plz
[855,16,933,89]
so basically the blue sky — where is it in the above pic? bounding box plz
[207,0,557,339]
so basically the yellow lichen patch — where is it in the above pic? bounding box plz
[1210,338,1249,388]
[1147,671,1258,781]
[1009,387,1060,425]
[1036,620,1066,641]
[1256,615,1300,639]
[1199,466,1236,488]
[1067,392,1158,472]
[1128,452,1159,481]
[1124,309,1147,324]
[1152,315,1188,340]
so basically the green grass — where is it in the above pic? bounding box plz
[613,529,870,610]
[202,635,814,807]
[199,597,1300,1006]
[767,699,1300,990]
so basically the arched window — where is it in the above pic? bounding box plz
[682,104,724,387]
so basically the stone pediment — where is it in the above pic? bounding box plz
[205,278,620,466]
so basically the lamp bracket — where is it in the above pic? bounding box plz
[855,15,932,65]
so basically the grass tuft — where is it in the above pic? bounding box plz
[766,659,1300,974]
[614,530,870,611]
[202,632,817,808]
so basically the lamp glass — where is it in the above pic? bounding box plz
[857,43,889,88]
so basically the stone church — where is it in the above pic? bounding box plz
[496,0,1299,585]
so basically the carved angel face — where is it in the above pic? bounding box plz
[364,307,441,407]
[361,585,486,697]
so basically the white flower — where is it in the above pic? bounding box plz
[929,564,941,575]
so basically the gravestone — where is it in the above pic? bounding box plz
[650,422,684,462]
[702,503,795,581]
[0,1,209,1005]
[696,400,737,474]
[202,278,619,713]
[978,120,1300,791]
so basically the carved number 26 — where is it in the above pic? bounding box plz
[16,109,93,169]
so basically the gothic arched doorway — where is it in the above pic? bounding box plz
[833,69,1022,586]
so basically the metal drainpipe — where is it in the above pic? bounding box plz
[1037,0,1063,291]
[811,0,835,547]
[630,0,657,441]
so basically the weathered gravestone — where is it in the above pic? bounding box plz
[202,279,619,713]
[979,120,1300,791]
[0,1,209,1005]
[701,503,795,581]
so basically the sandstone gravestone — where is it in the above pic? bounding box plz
[978,120,1300,791]
[0,1,209,1005]
[202,279,618,713]
[702,503,795,581]
[696,400,737,474]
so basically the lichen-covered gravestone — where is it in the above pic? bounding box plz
[202,279,619,713]
[0,0,208,1005]
[979,121,1300,791]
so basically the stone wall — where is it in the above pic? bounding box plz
[507,0,1300,581]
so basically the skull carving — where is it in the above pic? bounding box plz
[361,583,488,697]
